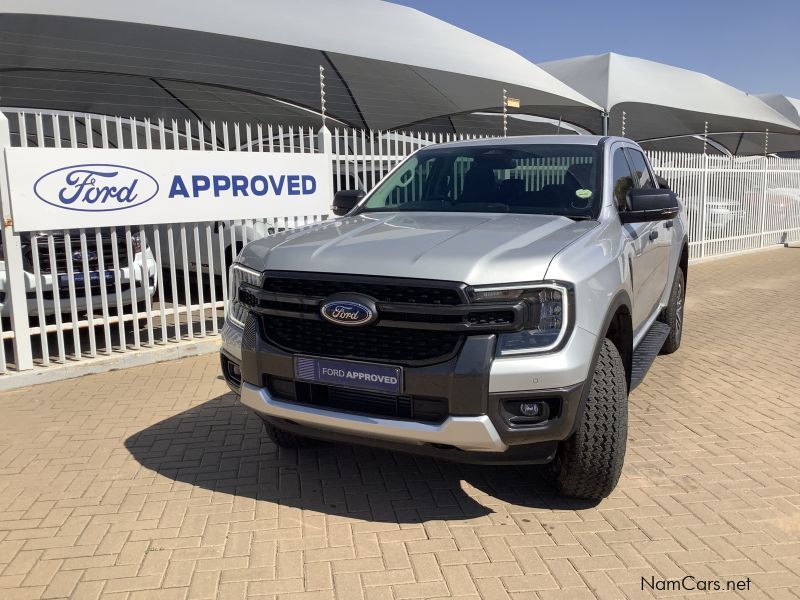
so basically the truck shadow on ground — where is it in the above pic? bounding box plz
[125,390,598,523]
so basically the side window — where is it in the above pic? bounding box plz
[611,149,634,210]
[627,149,656,189]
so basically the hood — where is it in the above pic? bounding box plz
[238,212,597,285]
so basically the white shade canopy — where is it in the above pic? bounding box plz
[540,53,800,153]
[758,94,800,127]
[642,95,800,156]
[0,0,602,131]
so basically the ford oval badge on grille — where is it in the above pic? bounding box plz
[320,296,377,326]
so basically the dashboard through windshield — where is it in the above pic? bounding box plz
[357,143,602,219]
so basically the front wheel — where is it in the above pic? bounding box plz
[659,267,685,355]
[554,339,627,501]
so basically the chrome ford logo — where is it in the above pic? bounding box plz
[72,250,98,262]
[33,164,159,213]
[320,296,377,327]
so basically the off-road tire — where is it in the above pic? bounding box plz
[260,418,315,448]
[555,339,627,500]
[659,267,685,355]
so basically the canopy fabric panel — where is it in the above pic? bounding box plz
[540,53,800,142]
[706,132,800,156]
[757,94,800,127]
[639,132,800,156]
[410,113,580,136]
[639,136,728,156]
[0,0,601,131]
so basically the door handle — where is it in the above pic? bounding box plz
[649,230,659,241]
[664,220,674,229]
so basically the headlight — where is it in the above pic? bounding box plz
[227,263,263,328]
[131,232,143,254]
[470,283,569,356]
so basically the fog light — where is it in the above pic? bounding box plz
[503,399,551,426]
[520,402,542,417]
[221,356,242,389]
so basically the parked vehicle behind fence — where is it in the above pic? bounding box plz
[0,228,157,319]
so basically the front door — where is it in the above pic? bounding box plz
[625,149,671,331]
[611,147,670,334]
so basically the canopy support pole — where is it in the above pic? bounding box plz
[602,112,609,136]
[502,88,508,137]
[759,129,769,248]
[319,65,327,128]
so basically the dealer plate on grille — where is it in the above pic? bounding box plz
[58,270,116,290]
[294,356,402,394]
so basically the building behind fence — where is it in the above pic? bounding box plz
[1,110,799,379]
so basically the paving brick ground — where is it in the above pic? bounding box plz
[1,247,799,600]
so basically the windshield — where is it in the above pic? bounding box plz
[358,143,602,219]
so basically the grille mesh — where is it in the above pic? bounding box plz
[242,313,258,350]
[263,315,462,364]
[267,376,447,423]
[263,276,462,305]
[27,233,131,275]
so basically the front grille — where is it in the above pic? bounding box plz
[39,282,130,300]
[267,376,447,423]
[26,233,131,275]
[242,273,526,365]
[263,314,462,364]
[467,310,516,326]
[263,275,463,305]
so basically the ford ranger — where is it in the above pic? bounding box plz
[220,136,688,500]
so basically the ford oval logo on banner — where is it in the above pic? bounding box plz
[320,298,377,326]
[33,164,159,213]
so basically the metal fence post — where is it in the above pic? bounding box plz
[699,152,709,258]
[0,112,34,370]
[317,125,334,199]
[759,155,769,248]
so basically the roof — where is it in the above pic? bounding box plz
[429,134,609,150]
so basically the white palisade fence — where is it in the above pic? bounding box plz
[648,151,800,260]
[0,109,799,381]
[0,111,330,377]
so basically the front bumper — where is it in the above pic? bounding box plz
[0,255,158,318]
[241,381,507,452]
[224,311,594,463]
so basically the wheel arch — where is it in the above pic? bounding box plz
[566,289,634,441]
[598,290,634,391]
[679,238,689,286]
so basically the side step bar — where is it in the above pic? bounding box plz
[630,321,670,390]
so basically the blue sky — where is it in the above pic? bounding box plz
[391,0,800,98]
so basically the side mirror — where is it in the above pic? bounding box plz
[655,174,671,190]
[331,189,365,216]
[620,188,680,223]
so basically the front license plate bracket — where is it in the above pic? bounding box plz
[293,356,403,395]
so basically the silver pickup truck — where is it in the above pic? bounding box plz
[220,136,688,500]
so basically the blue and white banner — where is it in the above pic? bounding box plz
[4,148,333,232]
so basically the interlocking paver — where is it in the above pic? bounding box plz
[0,247,799,599]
